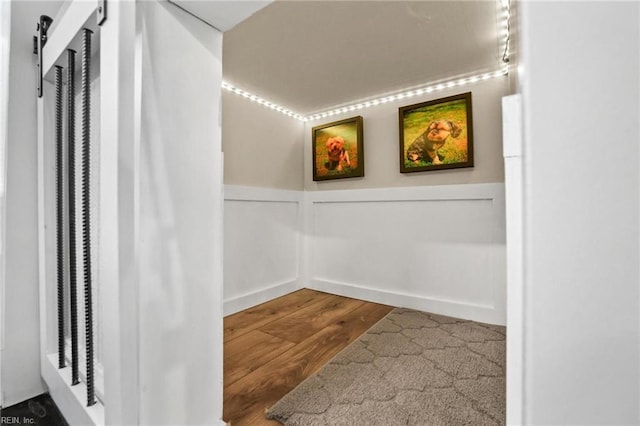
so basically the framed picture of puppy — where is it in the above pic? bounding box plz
[399,92,474,173]
[312,116,364,181]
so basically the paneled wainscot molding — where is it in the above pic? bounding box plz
[224,184,506,325]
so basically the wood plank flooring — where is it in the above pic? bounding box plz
[223,288,393,426]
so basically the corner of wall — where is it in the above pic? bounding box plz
[221,91,306,191]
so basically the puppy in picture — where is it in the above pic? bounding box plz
[325,136,351,171]
[406,120,462,165]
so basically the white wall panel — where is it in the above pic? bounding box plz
[224,186,303,315]
[306,183,506,325]
[137,2,224,424]
[519,2,639,424]
[3,0,63,407]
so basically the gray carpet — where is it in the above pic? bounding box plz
[266,308,506,426]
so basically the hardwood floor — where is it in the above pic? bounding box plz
[223,288,393,426]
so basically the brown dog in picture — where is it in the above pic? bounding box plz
[406,120,462,165]
[325,136,351,171]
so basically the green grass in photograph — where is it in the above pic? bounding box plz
[403,99,469,168]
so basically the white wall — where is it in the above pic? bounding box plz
[223,186,303,315]
[222,182,506,325]
[137,2,224,424]
[0,0,10,407]
[306,183,506,325]
[519,2,639,424]
[2,0,62,407]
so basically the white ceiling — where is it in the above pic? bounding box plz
[223,1,504,115]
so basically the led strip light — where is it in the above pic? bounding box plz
[224,0,511,123]
[499,0,511,64]
[304,66,509,122]
[221,81,305,121]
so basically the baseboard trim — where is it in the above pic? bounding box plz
[309,279,504,325]
[223,279,302,316]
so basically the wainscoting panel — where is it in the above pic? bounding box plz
[223,186,304,315]
[305,184,506,324]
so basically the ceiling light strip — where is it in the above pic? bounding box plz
[304,65,509,122]
[499,0,511,64]
[222,65,509,123]
[221,81,306,121]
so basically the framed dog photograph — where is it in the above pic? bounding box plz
[399,92,474,173]
[312,116,364,181]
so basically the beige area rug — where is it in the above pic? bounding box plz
[266,308,505,426]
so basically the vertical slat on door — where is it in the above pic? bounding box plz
[67,48,80,386]
[54,65,65,370]
[81,28,96,407]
